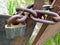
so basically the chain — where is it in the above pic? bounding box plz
[7,7,60,26]
[30,10,59,24]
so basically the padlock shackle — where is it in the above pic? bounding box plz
[7,15,27,27]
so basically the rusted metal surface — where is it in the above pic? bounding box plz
[7,15,28,26]
[32,0,57,45]
[30,10,60,24]
[32,0,44,45]
[33,0,60,45]
[25,0,44,44]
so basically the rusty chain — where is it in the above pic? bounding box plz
[7,15,28,26]
[7,5,60,26]
[30,10,59,24]
[16,7,60,23]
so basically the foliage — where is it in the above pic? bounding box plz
[7,0,34,15]
[44,33,60,45]
[7,0,15,15]
[54,33,60,45]
[44,38,55,45]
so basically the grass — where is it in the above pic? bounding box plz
[43,33,60,45]
[7,0,15,15]
[7,0,34,15]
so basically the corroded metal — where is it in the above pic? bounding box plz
[9,7,60,25]
[34,0,60,45]
[7,15,28,26]
[30,10,60,24]
[32,0,44,45]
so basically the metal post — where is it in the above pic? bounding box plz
[32,0,60,45]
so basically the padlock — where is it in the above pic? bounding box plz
[5,23,26,39]
[5,15,26,39]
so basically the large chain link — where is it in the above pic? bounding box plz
[30,10,59,24]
